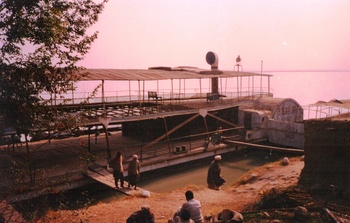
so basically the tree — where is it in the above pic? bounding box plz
[0,0,107,142]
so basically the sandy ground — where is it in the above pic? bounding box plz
[37,156,304,223]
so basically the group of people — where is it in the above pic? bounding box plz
[117,153,225,222]
[126,190,201,223]
[127,189,243,223]
[108,151,141,190]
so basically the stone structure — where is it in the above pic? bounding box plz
[299,113,350,195]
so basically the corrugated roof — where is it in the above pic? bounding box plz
[79,67,272,81]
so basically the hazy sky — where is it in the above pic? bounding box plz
[79,0,350,72]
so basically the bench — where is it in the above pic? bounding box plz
[148,91,162,102]
[207,92,220,101]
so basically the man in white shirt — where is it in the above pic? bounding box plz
[174,190,203,223]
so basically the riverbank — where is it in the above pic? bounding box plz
[37,156,305,223]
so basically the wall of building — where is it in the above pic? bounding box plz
[299,116,350,195]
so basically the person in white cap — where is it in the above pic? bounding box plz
[207,155,226,190]
[128,154,141,189]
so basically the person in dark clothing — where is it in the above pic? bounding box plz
[126,205,154,223]
[207,155,225,190]
[108,151,124,188]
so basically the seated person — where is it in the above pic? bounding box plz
[173,190,203,223]
[168,209,194,223]
[126,205,154,223]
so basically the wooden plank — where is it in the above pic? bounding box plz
[225,140,304,154]
[86,164,152,196]
[86,170,142,196]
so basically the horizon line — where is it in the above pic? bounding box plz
[254,69,350,73]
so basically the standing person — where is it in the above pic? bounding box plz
[109,151,125,188]
[207,155,226,190]
[128,154,141,190]
[173,190,203,223]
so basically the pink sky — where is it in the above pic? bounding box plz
[79,1,350,71]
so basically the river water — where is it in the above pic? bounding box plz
[137,149,283,193]
[14,149,292,221]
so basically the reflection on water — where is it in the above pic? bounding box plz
[138,150,282,193]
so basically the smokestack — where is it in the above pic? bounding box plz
[205,51,219,93]
[206,51,219,70]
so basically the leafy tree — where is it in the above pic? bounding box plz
[0,0,108,189]
[0,0,107,144]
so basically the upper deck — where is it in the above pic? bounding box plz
[44,66,273,125]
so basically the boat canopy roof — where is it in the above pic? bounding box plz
[80,66,272,81]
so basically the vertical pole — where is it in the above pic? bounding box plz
[260,60,263,97]
[220,77,222,97]
[225,77,228,98]
[268,76,271,96]
[240,76,242,97]
[103,125,111,161]
[102,80,105,112]
[163,117,172,155]
[199,78,203,103]
[248,76,250,98]
[143,80,145,102]
[236,76,239,99]
[129,80,132,101]
[171,79,174,103]
[179,78,181,102]
[184,79,186,102]
[138,80,141,102]
[252,75,254,100]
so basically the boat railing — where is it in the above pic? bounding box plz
[115,127,242,162]
[41,87,273,107]
[303,103,350,120]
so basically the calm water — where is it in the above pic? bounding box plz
[137,149,283,193]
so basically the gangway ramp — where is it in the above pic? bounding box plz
[85,164,149,196]
[224,140,304,154]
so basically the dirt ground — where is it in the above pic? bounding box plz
[36,156,303,223]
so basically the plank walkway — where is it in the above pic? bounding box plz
[85,164,148,197]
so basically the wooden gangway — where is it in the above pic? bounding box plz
[224,139,304,154]
[85,164,149,196]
